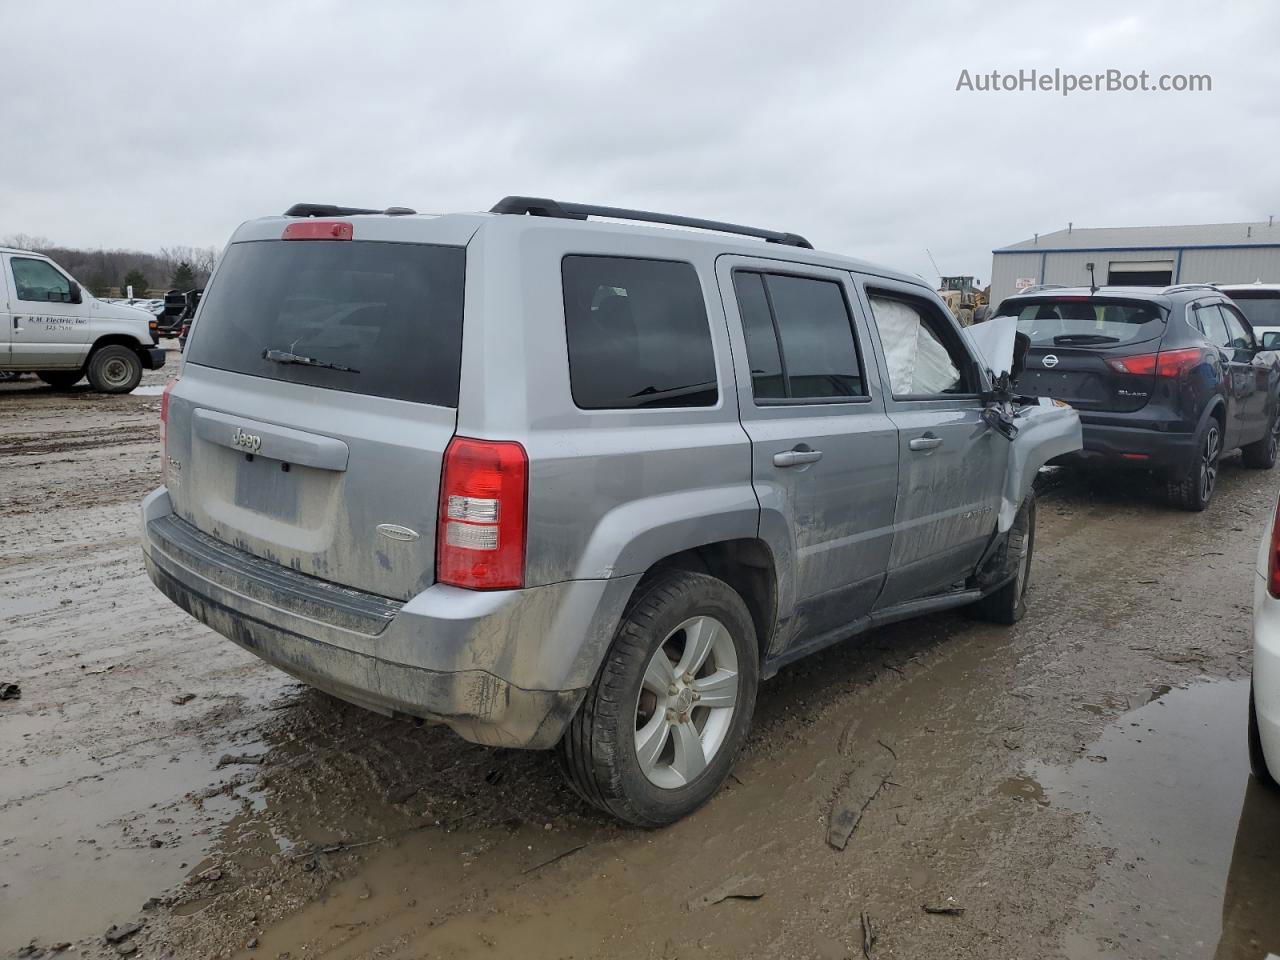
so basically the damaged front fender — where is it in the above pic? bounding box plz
[999,401,1082,530]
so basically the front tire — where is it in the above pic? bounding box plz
[1249,682,1277,787]
[970,493,1036,625]
[1167,417,1221,511]
[558,570,759,827]
[37,370,83,389]
[86,345,143,394]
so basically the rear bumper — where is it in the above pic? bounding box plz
[1054,418,1197,469]
[1253,573,1280,776]
[141,488,638,749]
[142,346,167,369]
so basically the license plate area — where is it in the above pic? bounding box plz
[234,453,300,520]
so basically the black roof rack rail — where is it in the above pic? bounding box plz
[489,195,813,249]
[283,203,417,217]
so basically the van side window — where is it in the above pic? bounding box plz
[868,293,969,397]
[732,270,865,401]
[11,258,72,303]
[562,256,718,409]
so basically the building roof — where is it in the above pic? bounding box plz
[996,221,1280,253]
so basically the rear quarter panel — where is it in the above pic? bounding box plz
[455,222,758,588]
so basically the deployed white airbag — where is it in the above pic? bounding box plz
[870,296,960,395]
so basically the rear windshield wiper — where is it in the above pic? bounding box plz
[1053,334,1120,345]
[263,348,359,373]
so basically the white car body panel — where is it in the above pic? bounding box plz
[1252,496,1280,779]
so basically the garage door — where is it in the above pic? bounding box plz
[1108,259,1174,287]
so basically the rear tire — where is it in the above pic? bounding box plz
[1249,682,1277,787]
[970,493,1036,625]
[1167,416,1221,511]
[1241,412,1279,469]
[37,370,83,389]
[558,570,759,827]
[86,345,143,394]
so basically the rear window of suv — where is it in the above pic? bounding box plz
[1224,291,1280,330]
[997,297,1165,347]
[562,256,718,409]
[187,240,465,407]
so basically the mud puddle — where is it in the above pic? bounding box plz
[1034,679,1280,959]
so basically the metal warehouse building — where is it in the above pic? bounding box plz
[990,221,1280,305]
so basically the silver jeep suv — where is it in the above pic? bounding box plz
[142,197,1080,825]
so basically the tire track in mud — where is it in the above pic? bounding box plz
[0,424,155,457]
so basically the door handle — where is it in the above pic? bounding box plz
[908,435,943,452]
[773,448,823,467]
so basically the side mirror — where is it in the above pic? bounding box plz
[1262,331,1280,351]
[1010,331,1031,381]
[67,281,83,305]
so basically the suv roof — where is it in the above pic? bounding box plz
[256,196,929,291]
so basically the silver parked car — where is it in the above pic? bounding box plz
[142,197,1080,825]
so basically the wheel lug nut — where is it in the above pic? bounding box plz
[668,684,678,696]
[665,708,676,722]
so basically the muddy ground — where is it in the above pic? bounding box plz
[3,352,1279,959]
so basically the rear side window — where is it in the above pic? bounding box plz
[732,270,864,401]
[187,240,465,407]
[562,256,717,409]
[1000,297,1164,347]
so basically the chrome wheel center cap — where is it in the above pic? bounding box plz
[673,685,694,714]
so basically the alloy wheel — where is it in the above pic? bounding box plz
[1200,424,1220,503]
[634,616,740,789]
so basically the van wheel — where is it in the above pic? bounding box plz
[1249,682,1276,787]
[969,493,1035,625]
[1167,418,1221,511]
[37,371,83,389]
[87,346,143,394]
[1242,412,1280,469]
[558,570,758,827]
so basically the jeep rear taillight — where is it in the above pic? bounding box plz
[1105,347,1204,377]
[437,437,528,590]
[160,379,176,484]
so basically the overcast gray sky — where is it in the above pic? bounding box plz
[3,0,1277,285]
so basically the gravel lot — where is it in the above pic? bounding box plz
[3,353,1278,959]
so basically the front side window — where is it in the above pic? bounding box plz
[732,271,864,401]
[11,258,72,302]
[562,256,718,409]
[1221,304,1255,349]
[868,293,967,397]
[1196,303,1232,348]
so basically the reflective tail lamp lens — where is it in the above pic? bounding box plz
[437,437,528,590]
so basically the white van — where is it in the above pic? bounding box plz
[0,247,166,393]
